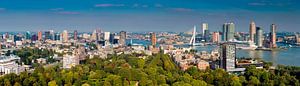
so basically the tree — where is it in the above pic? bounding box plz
[172,81,192,86]
[82,83,90,86]
[48,80,57,86]
[230,76,242,86]
[4,79,11,86]
[14,82,21,86]
[248,76,260,85]
[191,80,207,86]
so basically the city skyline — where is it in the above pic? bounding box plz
[0,0,299,32]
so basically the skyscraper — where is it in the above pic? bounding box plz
[104,32,110,41]
[91,30,98,41]
[150,32,157,46]
[222,23,235,41]
[202,23,210,42]
[74,30,78,40]
[256,27,263,48]
[212,32,220,43]
[49,30,55,40]
[45,31,51,40]
[219,42,236,71]
[31,34,38,41]
[62,30,68,42]
[249,21,256,42]
[119,31,126,46]
[202,23,208,37]
[270,24,277,48]
[54,33,60,41]
[109,33,115,44]
[25,31,31,40]
[222,24,227,41]
[38,31,42,41]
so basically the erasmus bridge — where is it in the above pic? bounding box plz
[186,26,204,46]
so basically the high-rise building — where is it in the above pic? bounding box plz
[25,31,31,40]
[38,31,42,41]
[222,24,227,41]
[202,23,210,42]
[256,27,263,48]
[62,30,68,42]
[74,30,78,40]
[31,34,38,41]
[202,23,208,37]
[104,32,110,41]
[49,30,55,40]
[150,32,157,46]
[96,29,102,41]
[270,24,277,48]
[219,42,236,71]
[204,30,210,42]
[222,23,235,41]
[249,21,256,42]
[54,33,60,41]
[91,30,98,41]
[44,31,51,40]
[212,32,220,43]
[119,31,126,46]
[109,33,115,44]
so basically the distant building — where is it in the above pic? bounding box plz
[249,21,256,42]
[202,23,208,37]
[219,42,236,71]
[38,31,43,41]
[54,33,60,41]
[270,24,277,48]
[31,34,38,41]
[212,32,220,43]
[222,23,235,41]
[119,31,126,46]
[74,30,78,40]
[150,32,157,47]
[109,33,115,44]
[25,31,31,40]
[256,27,263,48]
[91,30,98,41]
[202,23,210,42]
[104,32,110,41]
[62,30,68,42]
[44,31,51,40]
[50,30,55,40]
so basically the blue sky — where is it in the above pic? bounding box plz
[0,0,299,32]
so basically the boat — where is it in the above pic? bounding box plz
[236,41,257,50]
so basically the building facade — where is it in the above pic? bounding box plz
[119,31,126,46]
[249,21,256,42]
[222,23,235,41]
[150,32,157,46]
[212,32,220,43]
[219,42,236,71]
[270,24,277,48]
[256,27,263,48]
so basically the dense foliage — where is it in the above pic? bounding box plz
[0,53,299,86]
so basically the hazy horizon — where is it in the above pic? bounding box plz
[0,0,299,32]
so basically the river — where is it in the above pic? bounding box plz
[192,45,300,66]
[127,39,300,66]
